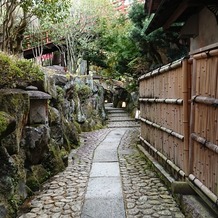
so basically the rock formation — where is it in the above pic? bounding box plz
[0,66,106,218]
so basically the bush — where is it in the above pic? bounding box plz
[74,83,92,102]
[0,52,44,88]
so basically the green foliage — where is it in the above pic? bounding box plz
[16,58,44,81]
[0,53,22,84]
[31,0,71,23]
[0,0,71,54]
[74,84,92,102]
[0,52,44,88]
[28,0,115,73]
[89,1,188,92]
[128,2,188,69]
[128,2,147,29]
[0,111,12,134]
[96,14,140,80]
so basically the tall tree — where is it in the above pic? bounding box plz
[128,2,188,70]
[51,0,114,73]
[0,0,70,54]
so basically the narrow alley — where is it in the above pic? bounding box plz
[18,103,184,218]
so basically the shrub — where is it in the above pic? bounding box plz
[0,52,44,88]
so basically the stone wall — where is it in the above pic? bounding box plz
[0,68,106,218]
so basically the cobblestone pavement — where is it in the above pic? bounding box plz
[18,129,111,218]
[18,104,185,218]
[118,129,185,218]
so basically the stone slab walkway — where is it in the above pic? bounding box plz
[18,103,185,218]
[81,129,126,218]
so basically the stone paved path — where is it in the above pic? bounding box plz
[18,103,185,218]
[81,128,126,218]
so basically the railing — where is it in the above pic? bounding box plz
[22,31,52,50]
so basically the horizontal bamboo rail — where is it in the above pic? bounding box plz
[139,98,183,104]
[191,133,218,154]
[138,58,183,81]
[189,174,218,206]
[140,117,184,140]
[140,136,186,177]
[193,49,218,60]
[192,95,218,107]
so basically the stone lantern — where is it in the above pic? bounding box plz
[26,86,51,125]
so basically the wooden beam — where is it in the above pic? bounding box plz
[163,0,200,30]
[163,1,189,29]
[148,0,154,15]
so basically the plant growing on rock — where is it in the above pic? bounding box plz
[74,83,92,102]
[0,52,44,88]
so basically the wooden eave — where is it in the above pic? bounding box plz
[146,0,162,16]
[144,0,218,35]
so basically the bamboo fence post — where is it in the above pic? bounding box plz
[216,58,218,99]
[189,57,197,173]
[182,59,190,174]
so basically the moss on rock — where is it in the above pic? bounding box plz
[0,52,44,89]
[26,165,49,192]
[74,83,92,102]
[42,142,65,175]
[26,174,40,192]
[0,111,16,139]
[62,117,79,150]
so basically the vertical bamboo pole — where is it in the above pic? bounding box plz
[210,58,216,98]
[207,58,212,97]
[216,59,218,99]
[215,155,217,195]
[182,59,190,174]
[189,57,196,174]
[208,151,212,192]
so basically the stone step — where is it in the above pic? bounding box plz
[107,110,126,113]
[108,114,129,117]
[109,118,135,122]
[107,121,140,128]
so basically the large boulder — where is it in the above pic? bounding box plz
[49,106,63,145]
[26,165,49,192]
[21,125,50,165]
[0,89,29,155]
[0,66,108,217]
[43,71,57,99]
[0,146,21,218]
[0,112,16,140]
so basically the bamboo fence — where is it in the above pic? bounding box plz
[139,58,191,175]
[189,49,218,198]
[139,49,218,208]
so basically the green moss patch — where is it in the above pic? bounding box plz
[0,52,44,88]
[0,111,16,139]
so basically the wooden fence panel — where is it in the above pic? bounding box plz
[190,50,218,197]
[139,50,218,209]
[139,59,191,175]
